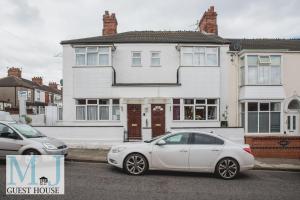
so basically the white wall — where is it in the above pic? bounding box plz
[11,114,45,126]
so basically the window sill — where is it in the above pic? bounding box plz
[150,65,161,67]
[240,84,283,87]
[131,65,143,67]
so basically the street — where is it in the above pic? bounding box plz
[0,161,300,200]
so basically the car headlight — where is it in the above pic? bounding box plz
[111,147,126,153]
[43,143,57,150]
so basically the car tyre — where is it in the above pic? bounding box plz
[123,153,148,175]
[23,149,41,155]
[215,157,239,180]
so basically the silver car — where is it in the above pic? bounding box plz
[0,120,68,157]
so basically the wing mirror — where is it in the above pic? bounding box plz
[156,140,166,146]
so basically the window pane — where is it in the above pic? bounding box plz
[207,54,217,66]
[195,106,206,120]
[271,112,280,132]
[271,66,281,84]
[87,106,98,120]
[248,56,258,66]
[240,57,245,66]
[241,103,245,112]
[75,48,86,53]
[271,56,281,65]
[193,134,223,145]
[248,112,258,133]
[241,112,245,128]
[293,116,296,130]
[184,106,194,120]
[76,106,85,120]
[87,99,97,104]
[112,99,119,104]
[207,106,217,120]
[132,52,141,57]
[248,66,258,84]
[151,57,160,66]
[99,54,109,65]
[194,47,205,52]
[99,106,109,120]
[184,99,194,104]
[76,99,86,105]
[260,103,269,111]
[173,98,180,104]
[87,47,98,52]
[193,53,205,66]
[151,52,160,57]
[258,66,270,84]
[99,99,109,105]
[259,112,269,132]
[76,54,85,65]
[196,99,205,104]
[248,103,258,111]
[240,66,245,85]
[112,106,120,120]
[132,57,141,66]
[165,133,189,145]
[271,103,281,111]
[259,56,271,63]
[207,99,217,104]
[182,53,193,65]
[87,53,98,65]
[173,105,180,120]
[99,47,109,52]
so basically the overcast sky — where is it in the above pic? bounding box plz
[0,0,299,85]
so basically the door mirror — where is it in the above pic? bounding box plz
[156,139,166,146]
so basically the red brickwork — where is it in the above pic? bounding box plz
[8,67,22,78]
[199,6,218,35]
[245,136,300,158]
[102,11,117,36]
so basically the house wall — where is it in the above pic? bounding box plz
[282,53,300,98]
[0,87,15,107]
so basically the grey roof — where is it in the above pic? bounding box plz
[61,31,230,45]
[228,38,300,51]
[0,76,62,95]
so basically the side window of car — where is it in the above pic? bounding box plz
[0,123,16,139]
[164,133,190,145]
[192,133,224,145]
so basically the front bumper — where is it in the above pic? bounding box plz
[107,151,124,168]
[41,148,69,156]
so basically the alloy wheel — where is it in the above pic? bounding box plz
[217,158,239,179]
[125,154,147,175]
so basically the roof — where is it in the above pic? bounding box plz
[228,39,300,51]
[0,76,62,95]
[61,31,230,45]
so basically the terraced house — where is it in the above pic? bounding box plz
[61,7,300,157]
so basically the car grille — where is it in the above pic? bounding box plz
[57,145,67,149]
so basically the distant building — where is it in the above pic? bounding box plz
[0,67,62,114]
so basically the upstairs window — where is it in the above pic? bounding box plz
[151,52,161,66]
[181,47,218,66]
[75,47,110,66]
[246,55,281,85]
[132,51,142,66]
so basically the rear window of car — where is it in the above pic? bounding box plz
[192,133,224,145]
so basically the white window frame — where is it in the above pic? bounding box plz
[75,46,111,66]
[131,51,142,67]
[180,47,219,67]
[150,51,161,67]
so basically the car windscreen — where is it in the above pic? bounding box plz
[144,135,164,143]
[10,123,45,138]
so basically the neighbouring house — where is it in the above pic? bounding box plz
[60,7,300,157]
[0,67,62,115]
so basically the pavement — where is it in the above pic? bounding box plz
[66,148,300,171]
[1,161,300,200]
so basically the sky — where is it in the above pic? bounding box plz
[0,0,299,85]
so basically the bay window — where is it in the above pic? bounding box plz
[181,47,218,66]
[75,46,110,66]
[243,102,281,133]
[241,55,281,85]
[173,98,218,121]
[75,99,120,121]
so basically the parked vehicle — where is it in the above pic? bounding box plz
[107,131,254,179]
[0,112,68,157]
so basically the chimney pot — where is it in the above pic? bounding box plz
[32,76,43,85]
[7,67,22,78]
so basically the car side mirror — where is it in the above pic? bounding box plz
[156,140,166,146]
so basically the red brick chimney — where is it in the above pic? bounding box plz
[8,67,22,78]
[49,82,58,90]
[32,76,43,85]
[199,6,218,35]
[102,11,118,36]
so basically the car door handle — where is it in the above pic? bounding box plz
[211,149,220,152]
[179,149,188,153]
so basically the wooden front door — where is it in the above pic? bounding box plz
[151,104,165,137]
[127,104,142,139]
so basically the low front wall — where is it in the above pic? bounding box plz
[245,136,300,158]
[34,126,124,149]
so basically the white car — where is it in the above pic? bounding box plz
[107,131,254,179]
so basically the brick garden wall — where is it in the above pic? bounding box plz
[245,136,300,158]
